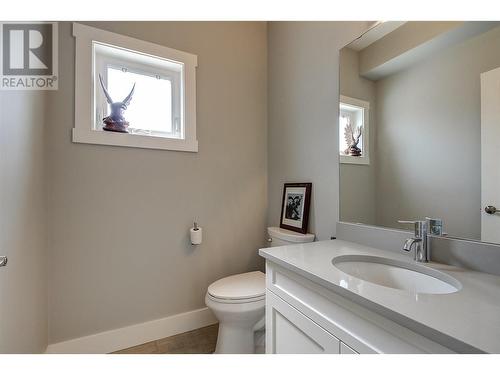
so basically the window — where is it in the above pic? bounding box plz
[94,43,181,138]
[73,23,198,152]
[339,95,370,165]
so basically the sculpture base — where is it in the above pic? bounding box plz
[346,145,362,157]
[102,118,129,133]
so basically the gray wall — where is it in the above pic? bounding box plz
[46,22,268,344]
[0,91,48,353]
[359,22,463,78]
[375,26,500,239]
[267,22,373,240]
[0,21,376,349]
[339,48,377,225]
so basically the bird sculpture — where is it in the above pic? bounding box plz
[99,74,135,133]
[343,117,362,156]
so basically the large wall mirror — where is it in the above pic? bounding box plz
[339,21,500,245]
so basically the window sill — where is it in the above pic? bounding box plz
[340,155,370,165]
[72,128,198,152]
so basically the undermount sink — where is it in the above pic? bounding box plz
[332,255,461,294]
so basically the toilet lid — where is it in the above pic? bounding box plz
[208,271,265,300]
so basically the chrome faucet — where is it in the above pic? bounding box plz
[398,220,430,262]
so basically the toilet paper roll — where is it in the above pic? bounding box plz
[190,227,202,245]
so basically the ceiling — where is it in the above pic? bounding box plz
[347,21,406,51]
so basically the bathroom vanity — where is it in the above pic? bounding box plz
[268,20,500,355]
[258,21,500,355]
[259,240,500,354]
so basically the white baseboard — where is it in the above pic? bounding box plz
[45,307,217,354]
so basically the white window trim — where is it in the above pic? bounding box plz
[339,95,370,165]
[72,23,198,152]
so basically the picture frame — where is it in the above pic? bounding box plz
[280,183,312,234]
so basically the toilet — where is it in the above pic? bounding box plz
[205,226,315,354]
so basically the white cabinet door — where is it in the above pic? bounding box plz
[266,291,340,354]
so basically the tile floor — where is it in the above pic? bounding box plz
[112,324,219,354]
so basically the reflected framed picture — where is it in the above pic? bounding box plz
[280,183,312,234]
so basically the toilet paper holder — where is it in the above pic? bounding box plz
[190,222,202,245]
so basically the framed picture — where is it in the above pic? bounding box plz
[280,183,312,234]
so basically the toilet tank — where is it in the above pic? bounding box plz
[267,227,315,247]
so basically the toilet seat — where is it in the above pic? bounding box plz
[207,293,264,304]
[207,271,265,302]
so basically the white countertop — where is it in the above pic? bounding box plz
[259,239,500,353]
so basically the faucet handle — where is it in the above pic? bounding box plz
[398,220,424,229]
[398,220,426,224]
[426,217,444,236]
[398,220,426,236]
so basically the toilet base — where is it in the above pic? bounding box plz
[215,324,256,354]
[214,325,265,354]
[205,293,265,354]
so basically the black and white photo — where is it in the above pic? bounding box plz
[285,193,303,221]
[280,183,312,234]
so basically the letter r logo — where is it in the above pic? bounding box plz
[2,23,53,75]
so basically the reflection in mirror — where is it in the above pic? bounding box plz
[339,21,500,244]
